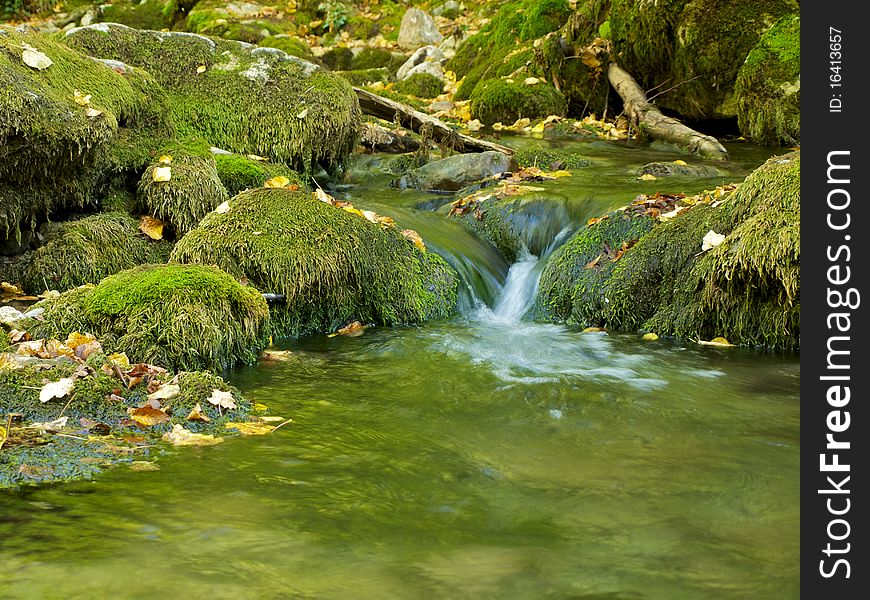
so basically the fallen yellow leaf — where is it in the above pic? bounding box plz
[265,175,291,188]
[225,421,276,435]
[196,65,207,74]
[129,406,171,427]
[73,89,91,106]
[186,403,211,423]
[158,155,173,165]
[639,173,657,181]
[139,216,165,240]
[152,166,171,182]
[162,424,222,446]
[401,229,426,252]
[641,332,659,341]
[39,378,75,403]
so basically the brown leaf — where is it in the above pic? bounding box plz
[139,216,165,240]
[129,406,170,428]
[337,321,366,337]
[584,255,602,269]
[186,403,211,423]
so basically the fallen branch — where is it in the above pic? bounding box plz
[607,63,729,160]
[359,122,421,154]
[353,87,514,156]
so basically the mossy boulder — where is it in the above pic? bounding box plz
[31,263,270,371]
[170,187,459,337]
[0,29,172,241]
[351,46,405,73]
[184,1,290,43]
[735,14,800,144]
[394,72,443,98]
[258,35,313,60]
[536,152,800,350]
[514,146,592,170]
[335,67,391,86]
[3,212,172,294]
[64,22,361,173]
[392,151,517,192]
[609,0,799,120]
[470,79,567,125]
[97,0,177,31]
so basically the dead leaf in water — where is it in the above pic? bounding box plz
[129,406,170,427]
[162,424,222,446]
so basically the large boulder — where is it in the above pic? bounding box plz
[31,263,270,371]
[392,152,517,192]
[64,22,361,172]
[397,8,444,51]
[170,188,459,337]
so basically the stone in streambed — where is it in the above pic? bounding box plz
[392,152,517,192]
[638,162,724,178]
[398,8,444,51]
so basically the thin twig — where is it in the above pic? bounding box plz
[52,432,88,441]
[269,418,293,434]
[647,75,702,102]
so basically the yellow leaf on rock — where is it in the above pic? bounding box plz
[314,188,335,204]
[162,424,222,446]
[158,155,172,165]
[582,327,605,333]
[466,119,482,131]
[85,107,103,118]
[701,229,726,251]
[530,122,546,133]
[247,154,268,162]
[106,353,131,370]
[639,173,657,181]
[641,332,659,341]
[296,108,309,119]
[215,200,231,214]
[147,384,179,402]
[139,216,165,240]
[152,166,171,182]
[265,176,291,188]
[361,210,378,223]
[673,159,688,166]
[186,403,211,423]
[698,337,735,347]
[22,46,53,70]
[66,332,97,349]
[401,229,425,252]
[196,65,207,74]
[73,90,91,106]
[130,406,171,427]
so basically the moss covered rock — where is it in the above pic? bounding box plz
[394,72,443,98]
[536,152,800,350]
[184,0,290,42]
[213,153,305,196]
[97,0,177,31]
[258,34,313,59]
[3,212,171,294]
[0,29,172,241]
[351,46,405,73]
[735,14,800,144]
[470,79,567,125]
[31,263,270,370]
[171,187,459,337]
[335,67,391,86]
[64,22,361,173]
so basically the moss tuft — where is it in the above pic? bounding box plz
[3,212,172,294]
[336,67,390,86]
[31,263,270,371]
[137,152,229,235]
[214,154,305,197]
[171,187,459,337]
[735,14,800,144]
[514,146,592,170]
[470,79,567,125]
[351,47,404,72]
[258,35,312,59]
[394,72,444,98]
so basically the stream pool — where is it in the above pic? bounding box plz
[0,137,799,599]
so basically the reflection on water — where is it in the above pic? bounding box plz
[0,139,797,599]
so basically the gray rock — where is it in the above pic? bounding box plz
[397,8,444,51]
[638,162,724,178]
[24,307,45,319]
[428,100,454,112]
[397,45,445,81]
[432,1,461,17]
[0,305,25,326]
[393,151,517,192]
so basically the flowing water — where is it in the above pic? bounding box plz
[0,138,799,599]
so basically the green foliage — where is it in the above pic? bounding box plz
[65,24,361,173]
[318,0,351,32]
[137,152,229,235]
[735,15,800,144]
[31,263,271,371]
[394,72,443,99]
[97,0,176,31]
[470,79,567,125]
[170,188,459,337]
[213,154,305,197]
[335,67,390,86]
[3,212,172,294]
[514,146,592,170]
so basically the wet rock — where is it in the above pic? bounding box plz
[398,8,444,51]
[396,45,445,81]
[638,162,724,178]
[0,306,25,326]
[392,151,517,192]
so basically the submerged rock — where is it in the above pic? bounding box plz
[31,263,270,371]
[170,188,459,337]
[393,151,517,192]
[638,162,724,178]
[398,8,444,51]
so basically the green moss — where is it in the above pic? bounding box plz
[394,72,443,99]
[0,30,173,241]
[97,0,176,31]
[735,15,800,144]
[336,67,390,86]
[170,187,459,337]
[320,46,354,71]
[214,154,305,197]
[31,263,270,371]
[470,79,567,125]
[4,212,172,294]
[64,23,361,173]
[610,0,799,119]
[259,35,312,59]
[137,152,229,235]
[535,211,655,325]
[514,146,592,170]
[351,47,404,72]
